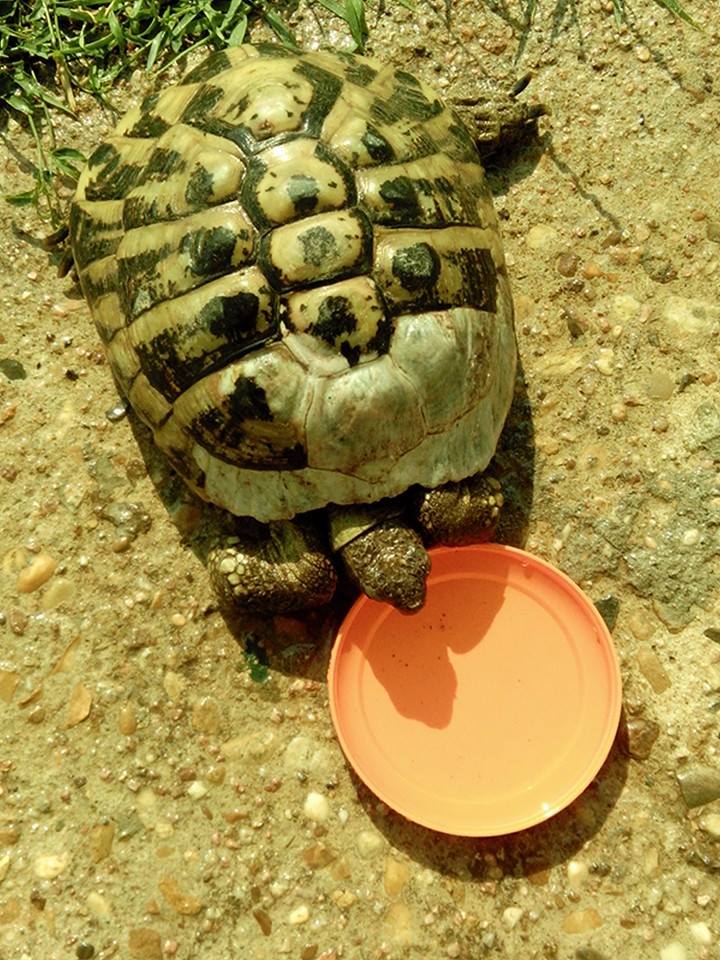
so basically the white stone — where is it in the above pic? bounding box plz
[86,891,112,918]
[303,791,329,822]
[187,780,208,800]
[282,735,331,773]
[659,943,687,960]
[689,922,713,945]
[660,295,720,344]
[699,813,720,838]
[356,829,385,859]
[536,348,585,378]
[0,853,10,883]
[34,852,69,879]
[526,224,560,251]
[136,786,157,810]
[502,907,524,929]
[610,294,642,324]
[566,860,589,887]
[288,904,309,924]
[594,348,615,376]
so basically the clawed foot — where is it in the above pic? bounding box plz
[415,474,503,546]
[207,518,337,614]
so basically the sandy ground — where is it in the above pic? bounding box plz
[1,1,719,958]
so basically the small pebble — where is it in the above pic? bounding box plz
[660,295,720,343]
[253,908,272,936]
[622,717,660,760]
[0,358,27,381]
[698,813,720,839]
[562,909,602,933]
[34,852,69,879]
[303,843,335,869]
[635,45,652,62]
[283,735,330,773]
[158,877,203,915]
[610,294,641,324]
[646,370,674,400]
[356,829,384,859]
[689,922,713,945]
[289,905,310,925]
[384,858,410,898]
[383,902,414,945]
[76,943,95,959]
[594,349,614,376]
[86,892,111,918]
[0,825,20,846]
[636,647,671,693]
[566,860,589,888]
[191,696,221,734]
[594,596,620,631]
[163,671,185,702]
[89,823,115,863]
[7,608,27,635]
[128,927,163,960]
[557,253,579,276]
[118,704,137,736]
[0,853,10,883]
[583,261,603,279]
[526,224,560,251]
[105,402,128,422]
[303,791,330,822]
[0,670,20,704]
[187,781,208,800]
[676,766,720,808]
[16,553,57,593]
[659,944,686,960]
[40,577,73,610]
[503,907,524,929]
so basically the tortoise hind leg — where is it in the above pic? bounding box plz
[451,77,547,157]
[414,474,503,546]
[207,517,337,613]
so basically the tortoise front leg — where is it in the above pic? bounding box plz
[414,474,503,546]
[207,517,337,613]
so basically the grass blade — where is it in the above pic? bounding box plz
[313,0,347,16]
[344,0,369,50]
[652,0,701,28]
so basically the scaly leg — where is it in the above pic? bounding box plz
[207,518,337,613]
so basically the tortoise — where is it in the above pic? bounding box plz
[69,43,541,614]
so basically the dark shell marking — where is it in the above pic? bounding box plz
[71,44,515,521]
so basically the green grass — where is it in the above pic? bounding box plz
[0,0,700,221]
[0,0,400,219]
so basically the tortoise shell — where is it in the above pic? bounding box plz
[70,44,516,522]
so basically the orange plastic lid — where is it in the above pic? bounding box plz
[328,544,622,836]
